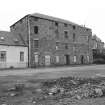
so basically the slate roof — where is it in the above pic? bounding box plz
[10,13,91,30]
[30,13,79,26]
[0,31,27,46]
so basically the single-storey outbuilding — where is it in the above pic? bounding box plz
[0,31,28,69]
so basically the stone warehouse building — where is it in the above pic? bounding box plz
[10,13,93,67]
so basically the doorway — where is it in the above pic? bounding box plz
[65,54,70,65]
[81,55,84,64]
[45,55,50,66]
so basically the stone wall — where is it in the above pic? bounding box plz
[10,15,93,67]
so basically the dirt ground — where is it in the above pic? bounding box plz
[0,64,105,77]
[0,75,105,105]
[0,65,105,105]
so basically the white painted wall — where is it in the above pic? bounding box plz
[0,45,28,68]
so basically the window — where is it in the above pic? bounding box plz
[55,29,59,38]
[34,54,38,63]
[0,37,4,41]
[34,39,39,48]
[55,22,58,26]
[45,55,50,66]
[20,52,24,62]
[64,31,68,38]
[0,51,6,62]
[65,43,68,49]
[87,55,89,62]
[73,47,76,52]
[64,23,68,27]
[73,25,76,30]
[34,26,38,34]
[73,56,76,63]
[95,43,98,48]
[87,36,89,42]
[56,42,59,50]
[56,56,59,63]
[73,33,76,42]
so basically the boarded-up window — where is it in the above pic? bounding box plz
[0,51,6,62]
[87,55,89,62]
[74,56,76,63]
[34,39,39,48]
[56,56,59,63]
[34,54,38,63]
[20,52,24,62]
[45,55,50,66]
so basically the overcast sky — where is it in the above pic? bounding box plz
[0,0,105,42]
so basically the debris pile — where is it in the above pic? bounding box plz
[1,76,105,104]
[41,77,105,100]
[8,83,25,96]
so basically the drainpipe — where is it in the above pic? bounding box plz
[27,15,31,68]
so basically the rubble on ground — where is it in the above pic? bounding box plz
[1,76,105,104]
[41,76,105,100]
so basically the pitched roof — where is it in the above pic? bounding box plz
[0,31,27,46]
[92,35,101,42]
[10,13,91,30]
[30,13,90,29]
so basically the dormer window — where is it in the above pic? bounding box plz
[14,38,19,43]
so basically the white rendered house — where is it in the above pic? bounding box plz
[0,31,28,69]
